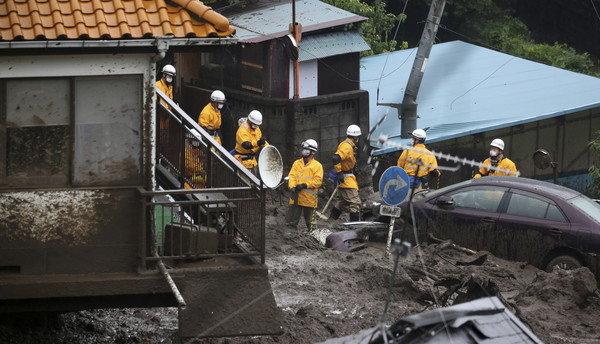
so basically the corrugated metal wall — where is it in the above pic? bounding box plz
[426,108,600,193]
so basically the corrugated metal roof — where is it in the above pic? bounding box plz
[319,297,543,343]
[0,0,235,42]
[298,30,370,61]
[227,0,366,43]
[360,41,600,156]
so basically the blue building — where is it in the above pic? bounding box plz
[361,41,600,192]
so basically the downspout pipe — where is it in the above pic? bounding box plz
[152,36,170,63]
[149,36,171,191]
[147,36,186,309]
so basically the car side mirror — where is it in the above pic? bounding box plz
[436,196,454,208]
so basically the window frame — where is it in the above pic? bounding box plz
[0,75,143,189]
[445,185,509,214]
[504,189,568,223]
[0,78,73,187]
[0,80,6,185]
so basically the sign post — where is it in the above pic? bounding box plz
[378,167,410,257]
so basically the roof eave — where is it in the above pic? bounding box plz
[0,37,238,50]
[370,102,600,156]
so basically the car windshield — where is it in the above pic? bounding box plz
[568,195,600,223]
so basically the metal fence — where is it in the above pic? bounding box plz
[142,89,266,265]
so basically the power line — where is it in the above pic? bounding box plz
[591,0,600,24]
[377,0,411,93]
[449,56,515,110]
[295,0,412,84]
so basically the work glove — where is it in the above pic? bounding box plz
[421,174,431,189]
[242,141,253,150]
[257,137,266,146]
[336,172,345,185]
[290,187,296,193]
[290,189,298,203]
[296,183,307,190]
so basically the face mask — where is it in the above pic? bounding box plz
[251,124,258,129]
[301,149,311,158]
[165,76,173,84]
[490,150,498,157]
[217,103,224,110]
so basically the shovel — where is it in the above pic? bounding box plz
[315,186,339,220]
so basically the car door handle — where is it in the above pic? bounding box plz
[480,218,496,223]
[548,228,562,236]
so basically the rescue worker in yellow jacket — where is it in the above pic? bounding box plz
[474,138,518,178]
[155,64,176,130]
[198,90,226,145]
[330,124,362,222]
[285,139,323,230]
[234,110,269,175]
[397,129,440,189]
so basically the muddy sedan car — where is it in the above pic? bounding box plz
[399,176,600,276]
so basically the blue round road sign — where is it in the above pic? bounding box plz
[379,166,410,206]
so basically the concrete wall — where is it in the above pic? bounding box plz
[225,89,370,179]
[181,86,370,181]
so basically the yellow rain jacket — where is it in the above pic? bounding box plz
[234,120,269,169]
[288,157,323,207]
[474,156,518,178]
[397,143,439,178]
[334,138,359,190]
[155,78,173,129]
[198,103,222,145]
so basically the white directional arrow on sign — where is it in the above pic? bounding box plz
[383,174,408,199]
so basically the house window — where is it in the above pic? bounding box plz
[73,77,141,186]
[4,79,70,185]
[1,76,142,188]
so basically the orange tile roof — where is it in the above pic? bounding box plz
[0,0,235,41]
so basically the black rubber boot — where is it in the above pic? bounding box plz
[330,207,342,220]
[349,212,360,222]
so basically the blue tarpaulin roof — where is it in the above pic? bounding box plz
[361,41,600,156]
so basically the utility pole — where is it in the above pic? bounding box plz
[291,0,300,99]
[399,0,446,137]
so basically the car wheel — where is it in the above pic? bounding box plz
[545,255,581,272]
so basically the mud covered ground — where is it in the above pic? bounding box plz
[2,188,600,344]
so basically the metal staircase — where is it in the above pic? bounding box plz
[143,88,281,339]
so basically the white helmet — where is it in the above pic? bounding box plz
[411,129,427,141]
[346,124,362,136]
[210,90,226,103]
[490,138,505,151]
[302,139,318,152]
[248,110,263,125]
[161,64,176,77]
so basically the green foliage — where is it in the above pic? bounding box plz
[322,0,407,56]
[503,40,594,74]
[443,0,597,76]
[588,131,600,198]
